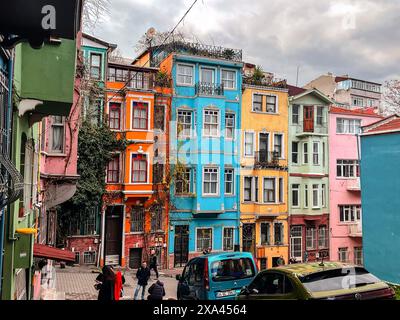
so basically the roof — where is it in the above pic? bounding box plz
[33,244,75,262]
[275,262,354,277]
[287,84,306,96]
[82,33,117,50]
[362,115,400,135]
[289,86,336,104]
[335,75,382,86]
[330,106,383,118]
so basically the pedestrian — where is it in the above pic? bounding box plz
[95,265,115,301]
[147,280,166,300]
[277,255,285,266]
[114,267,126,301]
[134,262,150,300]
[149,250,159,279]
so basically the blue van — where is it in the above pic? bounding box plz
[176,252,257,300]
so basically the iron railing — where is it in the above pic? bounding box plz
[295,122,328,135]
[254,151,281,167]
[243,77,287,89]
[195,82,224,96]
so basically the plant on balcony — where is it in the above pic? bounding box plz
[223,49,235,60]
[154,70,171,88]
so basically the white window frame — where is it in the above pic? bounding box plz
[202,167,220,197]
[321,184,327,208]
[303,142,309,164]
[312,184,320,208]
[292,141,299,165]
[225,113,235,140]
[304,184,309,208]
[278,177,284,204]
[195,227,213,252]
[243,176,258,203]
[336,118,362,135]
[131,100,151,131]
[49,116,66,154]
[337,160,360,179]
[203,109,220,138]
[221,68,237,90]
[290,226,303,261]
[260,222,271,246]
[313,142,320,165]
[318,225,329,249]
[244,131,255,157]
[338,248,349,263]
[265,94,279,114]
[224,168,235,196]
[130,152,150,184]
[176,63,195,86]
[306,227,317,250]
[273,133,285,159]
[291,184,300,208]
[339,205,362,223]
[200,66,216,84]
[263,177,277,204]
[177,109,193,139]
[251,93,279,114]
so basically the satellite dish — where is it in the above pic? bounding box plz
[146,27,156,40]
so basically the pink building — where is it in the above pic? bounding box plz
[38,32,82,247]
[329,106,382,265]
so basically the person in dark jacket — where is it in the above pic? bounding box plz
[134,262,150,300]
[147,280,166,300]
[149,250,159,279]
[96,265,115,301]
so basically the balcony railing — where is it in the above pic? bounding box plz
[348,222,362,237]
[346,178,361,191]
[254,151,280,168]
[243,77,287,89]
[295,122,328,135]
[195,82,224,96]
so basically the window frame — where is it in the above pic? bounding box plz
[131,153,148,184]
[291,184,300,208]
[108,102,121,130]
[131,101,149,131]
[221,69,237,90]
[312,184,320,208]
[49,116,66,154]
[196,227,213,252]
[225,113,235,140]
[224,168,235,196]
[203,109,220,138]
[106,154,120,184]
[130,206,145,233]
[89,53,102,80]
[202,167,220,197]
[263,177,277,204]
[244,131,255,157]
[306,227,317,250]
[222,227,235,251]
[177,109,193,139]
[176,63,195,86]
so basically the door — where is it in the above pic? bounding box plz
[290,226,303,262]
[259,133,269,162]
[242,224,256,255]
[174,225,189,267]
[303,106,314,132]
[129,248,142,269]
[105,206,123,265]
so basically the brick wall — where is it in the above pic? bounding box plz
[66,236,100,265]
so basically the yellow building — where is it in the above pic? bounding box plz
[240,73,289,270]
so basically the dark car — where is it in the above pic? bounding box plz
[237,262,396,300]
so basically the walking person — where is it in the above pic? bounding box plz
[95,266,115,301]
[147,280,166,301]
[277,255,286,266]
[134,262,150,300]
[149,250,159,279]
[114,267,125,301]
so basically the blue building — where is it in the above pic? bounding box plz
[361,114,400,284]
[149,42,243,267]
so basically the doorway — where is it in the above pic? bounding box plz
[104,206,123,266]
[174,225,189,267]
[129,248,142,269]
[259,133,269,162]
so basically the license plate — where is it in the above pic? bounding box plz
[216,290,237,298]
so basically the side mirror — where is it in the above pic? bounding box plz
[241,286,250,295]
[176,274,181,281]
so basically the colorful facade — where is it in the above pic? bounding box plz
[360,115,400,284]
[102,59,170,269]
[288,86,333,263]
[328,106,382,265]
[240,77,289,270]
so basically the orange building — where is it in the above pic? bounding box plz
[100,60,171,269]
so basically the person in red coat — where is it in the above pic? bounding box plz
[113,268,125,300]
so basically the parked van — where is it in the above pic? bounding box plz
[176,252,257,300]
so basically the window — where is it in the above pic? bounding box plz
[279,178,284,203]
[303,143,308,164]
[83,209,96,235]
[196,228,212,252]
[260,259,267,271]
[290,226,303,261]
[50,116,65,153]
[211,258,255,281]
[175,167,191,194]
[151,207,163,232]
[352,97,364,107]
[337,160,360,178]
[318,226,328,249]
[132,102,148,130]
[338,248,349,263]
[221,70,236,89]
[336,118,362,134]
[108,103,121,130]
[274,223,284,245]
[253,94,262,112]
[244,177,258,202]
[266,96,277,113]
[313,142,319,165]
[292,142,299,164]
[339,205,361,222]
[153,163,164,184]
[244,132,255,156]
[322,142,326,167]
[83,251,96,264]
[223,227,234,251]
[316,107,323,125]
[177,110,192,138]
[154,105,165,131]
[273,134,283,158]
[131,206,145,232]
[107,155,120,183]
[225,114,235,139]
[249,273,293,295]
[224,168,234,195]
[203,110,219,137]
[306,227,317,250]
[260,223,270,245]
[321,184,327,208]
[354,247,363,265]
[292,184,300,207]
[203,167,219,195]
[201,67,215,84]
[263,178,276,203]
[89,53,101,80]
[312,184,319,208]
[304,185,309,208]
[131,154,147,183]
[177,64,194,85]
[292,105,300,124]
[74,252,80,264]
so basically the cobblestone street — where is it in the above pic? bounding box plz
[55,266,180,300]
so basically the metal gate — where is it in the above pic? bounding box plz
[174,225,189,267]
[242,223,255,255]
[129,248,142,269]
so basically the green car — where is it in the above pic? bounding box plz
[237,262,396,300]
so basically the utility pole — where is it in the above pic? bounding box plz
[296,66,300,87]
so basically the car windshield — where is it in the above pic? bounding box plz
[211,258,255,282]
[299,267,381,293]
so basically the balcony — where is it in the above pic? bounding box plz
[295,122,328,136]
[346,178,361,191]
[195,82,224,96]
[348,222,362,237]
[254,151,281,168]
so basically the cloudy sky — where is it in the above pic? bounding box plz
[91,0,400,86]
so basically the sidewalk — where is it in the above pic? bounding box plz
[159,268,184,278]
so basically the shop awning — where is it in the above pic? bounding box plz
[33,244,75,262]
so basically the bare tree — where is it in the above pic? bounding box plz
[135,29,187,53]
[82,0,111,32]
[382,80,400,116]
